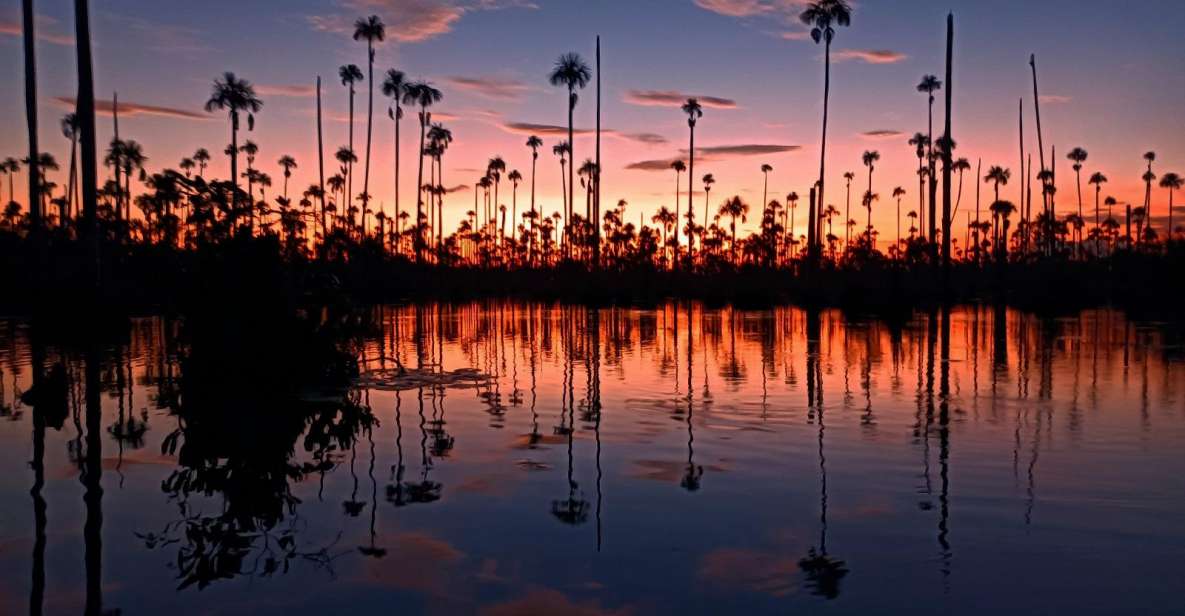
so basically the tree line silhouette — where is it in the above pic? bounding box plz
[5,0,1183,310]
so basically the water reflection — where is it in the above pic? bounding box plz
[1,304,1183,614]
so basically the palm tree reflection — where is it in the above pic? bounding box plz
[800,308,849,599]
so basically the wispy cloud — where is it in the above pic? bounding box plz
[1039,95,1072,104]
[309,0,536,44]
[498,122,667,145]
[258,84,317,98]
[627,143,800,172]
[862,130,903,139]
[100,12,209,53]
[623,90,738,110]
[445,76,529,101]
[54,97,211,121]
[693,0,805,18]
[0,16,74,46]
[834,49,908,64]
[692,144,800,156]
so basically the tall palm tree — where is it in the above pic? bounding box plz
[1142,151,1156,242]
[240,139,259,228]
[892,186,906,255]
[670,160,686,260]
[719,196,748,263]
[382,69,406,247]
[801,0,852,259]
[842,171,854,247]
[526,135,543,261]
[72,0,101,274]
[1160,172,1182,240]
[61,112,79,221]
[508,169,523,242]
[682,98,704,260]
[908,132,928,232]
[487,156,507,240]
[354,16,385,220]
[862,150,879,221]
[952,157,971,216]
[22,0,40,227]
[549,52,592,258]
[990,199,1016,262]
[917,74,942,244]
[701,173,716,259]
[553,140,570,245]
[401,81,442,259]
[787,191,799,259]
[204,72,262,214]
[761,163,773,223]
[339,64,364,212]
[277,155,297,201]
[193,148,210,178]
[1066,146,1088,223]
[985,166,1010,205]
[1088,171,1107,253]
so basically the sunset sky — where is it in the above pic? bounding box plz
[2,0,1184,242]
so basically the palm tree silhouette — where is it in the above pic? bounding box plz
[277,155,297,201]
[719,196,749,263]
[402,80,442,259]
[761,163,773,211]
[553,141,570,246]
[526,135,543,262]
[702,173,716,260]
[1139,151,1156,244]
[862,150,880,232]
[204,72,262,215]
[892,186,906,255]
[952,157,971,217]
[508,169,523,242]
[193,148,210,178]
[801,0,852,260]
[549,52,592,258]
[1160,172,1182,240]
[61,113,79,221]
[339,63,364,211]
[917,74,942,243]
[354,16,385,220]
[681,98,704,260]
[985,166,1010,205]
[842,171,854,247]
[382,68,406,245]
[670,160,686,264]
[1088,171,1107,254]
[1067,147,1088,255]
[21,0,40,227]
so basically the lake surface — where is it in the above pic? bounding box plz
[1,303,1183,615]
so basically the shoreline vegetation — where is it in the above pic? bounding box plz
[8,1,1183,320]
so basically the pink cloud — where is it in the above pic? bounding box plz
[310,0,536,44]
[53,97,211,121]
[834,49,908,64]
[0,18,74,46]
[257,84,317,98]
[446,76,530,101]
[623,90,738,110]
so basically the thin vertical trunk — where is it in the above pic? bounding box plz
[415,109,426,261]
[530,151,537,264]
[75,0,100,289]
[567,87,575,260]
[113,93,122,221]
[394,105,400,253]
[317,78,326,245]
[594,36,602,267]
[363,44,374,224]
[815,40,831,261]
[23,0,40,228]
[687,124,695,263]
[1030,54,1049,254]
[807,186,817,262]
[348,85,355,227]
[68,132,78,224]
[941,13,954,271]
[1018,98,1025,254]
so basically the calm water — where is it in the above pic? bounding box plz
[1,304,1183,615]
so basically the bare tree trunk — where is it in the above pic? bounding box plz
[23,0,40,228]
[941,13,954,272]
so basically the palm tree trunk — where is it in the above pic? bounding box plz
[393,105,400,254]
[230,112,239,229]
[567,87,575,260]
[68,132,78,224]
[594,36,602,268]
[415,110,426,261]
[363,44,374,227]
[941,13,953,271]
[347,85,355,228]
[530,152,537,264]
[73,0,99,287]
[815,39,834,261]
[22,0,40,228]
[317,77,326,247]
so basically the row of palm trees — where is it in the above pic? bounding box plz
[7,0,1182,277]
